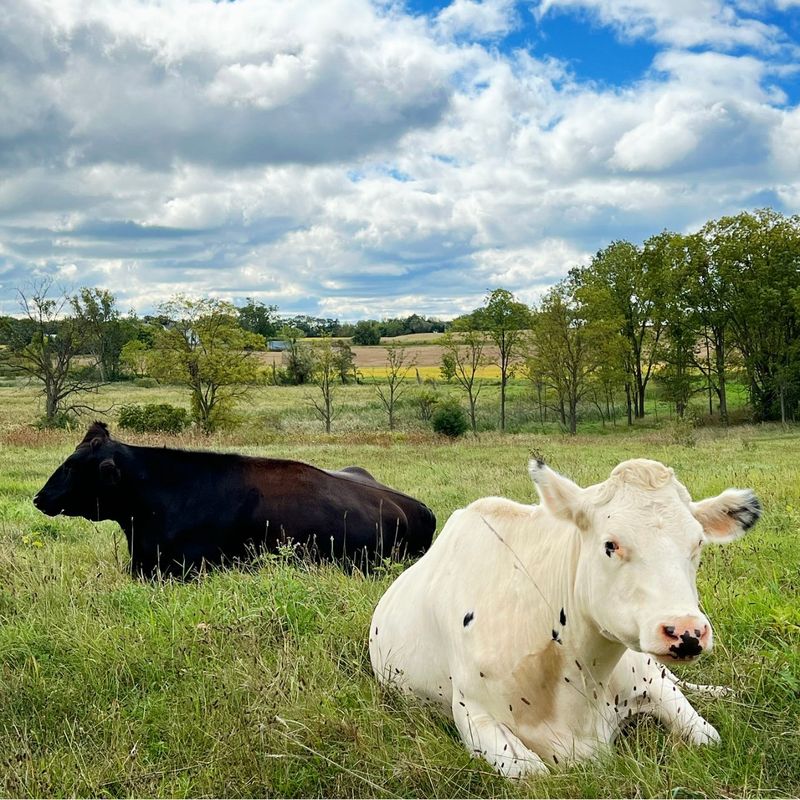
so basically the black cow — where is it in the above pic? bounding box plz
[33,422,436,578]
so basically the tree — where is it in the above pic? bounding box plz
[681,231,732,423]
[527,281,611,435]
[237,298,281,339]
[309,338,338,433]
[474,289,532,431]
[575,239,669,421]
[653,234,705,419]
[440,322,487,434]
[148,296,265,433]
[1,281,100,424]
[701,209,800,422]
[375,345,415,430]
[351,320,381,346]
[279,325,315,385]
[119,339,151,379]
[70,287,128,381]
[331,340,357,384]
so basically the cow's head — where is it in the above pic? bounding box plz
[529,458,761,662]
[33,422,124,521]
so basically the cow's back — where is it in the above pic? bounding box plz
[370,497,575,710]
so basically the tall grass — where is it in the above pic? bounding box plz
[0,381,797,796]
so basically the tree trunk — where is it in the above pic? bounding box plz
[469,394,478,434]
[500,372,506,432]
[715,333,728,425]
[625,383,633,426]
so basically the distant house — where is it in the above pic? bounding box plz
[268,340,290,352]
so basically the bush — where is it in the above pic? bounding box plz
[118,403,190,434]
[431,399,468,437]
[411,388,439,422]
[33,411,78,430]
[134,377,158,388]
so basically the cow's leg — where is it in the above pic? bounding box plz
[452,697,548,778]
[611,651,720,746]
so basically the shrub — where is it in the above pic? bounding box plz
[33,411,77,430]
[118,403,190,434]
[134,377,158,388]
[431,399,468,437]
[411,388,439,422]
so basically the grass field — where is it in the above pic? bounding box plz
[0,380,798,797]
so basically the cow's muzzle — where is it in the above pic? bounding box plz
[656,616,711,660]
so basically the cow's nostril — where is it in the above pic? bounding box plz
[694,629,701,637]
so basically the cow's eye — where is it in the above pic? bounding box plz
[604,540,619,557]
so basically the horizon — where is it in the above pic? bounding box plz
[1,0,799,318]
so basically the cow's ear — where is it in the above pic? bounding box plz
[99,458,121,486]
[528,460,589,528]
[691,489,761,543]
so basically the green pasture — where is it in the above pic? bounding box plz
[0,380,797,797]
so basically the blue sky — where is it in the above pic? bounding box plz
[1,0,799,319]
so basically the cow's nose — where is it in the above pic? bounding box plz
[659,616,711,658]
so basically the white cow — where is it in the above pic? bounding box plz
[370,458,761,777]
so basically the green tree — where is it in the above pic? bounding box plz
[237,298,281,339]
[309,338,338,433]
[331,340,357,384]
[527,281,611,435]
[279,325,314,385]
[71,287,130,381]
[149,296,265,433]
[119,339,151,379]
[375,345,414,430]
[440,322,487,434]
[1,281,99,424]
[701,209,800,422]
[575,239,668,421]
[473,289,531,431]
[351,320,381,346]
[651,233,705,419]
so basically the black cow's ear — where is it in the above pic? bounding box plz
[99,458,121,486]
[91,437,103,450]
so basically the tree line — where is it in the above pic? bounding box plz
[1,208,798,434]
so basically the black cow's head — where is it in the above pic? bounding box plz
[33,422,123,521]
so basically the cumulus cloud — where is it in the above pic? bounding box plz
[535,0,787,51]
[435,0,519,39]
[0,0,798,317]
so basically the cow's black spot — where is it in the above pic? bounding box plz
[552,629,559,640]
[559,608,567,626]
[521,697,530,705]
[375,627,378,635]
[479,671,485,678]
[553,754,559,764]
[463,611,474,627]
[575,660,582,671]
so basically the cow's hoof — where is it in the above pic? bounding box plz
[686,718,721,746]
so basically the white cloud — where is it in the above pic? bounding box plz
[535,0,788,50]
[435,0,519,39]
[0,0,797,318]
